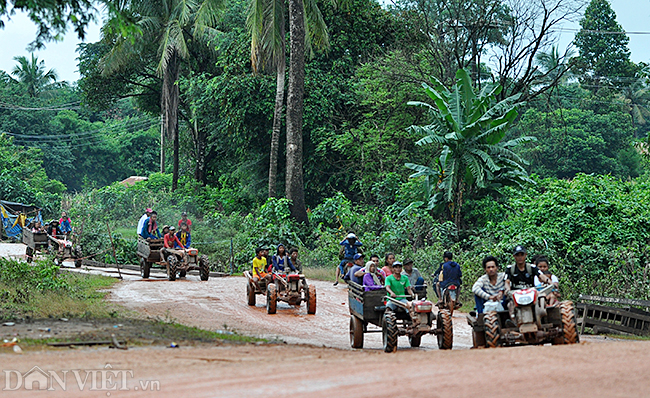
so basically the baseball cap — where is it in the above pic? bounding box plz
[403,258,413,265]
[353,253,365,260]
[513,245,526,255]
[393,261,403,267]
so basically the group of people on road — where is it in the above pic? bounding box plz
[472,245,560,314]
[137,207,193,250]
[30,211,73,238]
[332,232,560,314]
[250,244,303,290]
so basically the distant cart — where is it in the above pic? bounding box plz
[23,227,82,267]
[137,236,210,281]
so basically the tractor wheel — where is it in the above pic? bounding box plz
[167,256,177,281]
[306,285,317,315]
[247,282,256,306]
[140,258,151,279]
[26,247,33,263]
[199,255,210,281]
[437,309,453,350]
[350,315,364,349]
[267,284,277,314]
[382,310,399,353]
[484,311,501,348]
[179,270,187,278]
[409,333,422,348]
[74,259,82,268]
[559,301,579,345]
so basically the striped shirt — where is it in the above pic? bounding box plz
[472,272,506,300]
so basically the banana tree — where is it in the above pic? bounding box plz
[405,69,535,225]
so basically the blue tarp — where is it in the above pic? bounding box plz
[0,201,42,239]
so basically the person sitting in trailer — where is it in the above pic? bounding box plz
[31,220,44,233]
[272,244,296,273]
[140,211,161,240]
[175,222,191,249]
[59,211,72,235]
[47,220,63,237]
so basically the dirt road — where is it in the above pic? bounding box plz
[2,338,650,397]
[110,275,474,350]
[3,242,649,397]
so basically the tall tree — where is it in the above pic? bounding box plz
[284,0,330,223]
[247,0,328,199]
[406,69,534,226]
[574,0,637,90]
[101,0,223,190]
[11,54,58,97]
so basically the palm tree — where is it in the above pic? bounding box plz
[11,54,58,97]
[247,0,328,200]
[615,75,650,138]
[406,69,535,226]
[100,0,223,190]
[534,45,575,86]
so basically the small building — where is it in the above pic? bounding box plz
[119,176,148,187]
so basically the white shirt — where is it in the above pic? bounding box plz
[137,214,148,235]
[534,274,559,286]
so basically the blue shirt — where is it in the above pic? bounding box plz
[175,231,191,248]
[345,265,363,284]
[272,255,296,272]
[439,261,462,289]
[340,239,362,260]
[140,218,161,239]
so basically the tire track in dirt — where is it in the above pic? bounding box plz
[109,276,474,350]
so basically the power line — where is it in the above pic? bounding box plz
[0,101,82,111]
[5,118,158,141]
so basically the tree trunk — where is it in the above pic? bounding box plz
[160,114,165,173]
[285,0,308,224]
[193,118,207,185]
[268,51,286,198]
[162,51,180,191]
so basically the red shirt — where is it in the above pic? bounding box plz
[164,233,182,249]
[381,266,393,277]
[178,218,192,231]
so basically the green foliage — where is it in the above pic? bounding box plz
[244,197,302,248]
[513,107,641,178]
[470,174,650,300]
[574,0,638,89]
[406,69,534,220]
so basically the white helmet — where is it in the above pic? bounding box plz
[346,233,357,239]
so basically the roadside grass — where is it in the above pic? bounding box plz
[303,266,336,282]
[16,320,265,348]
[0,264,119,320]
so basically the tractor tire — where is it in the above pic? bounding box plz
[382,310,399,353]
[140,258,151,279]
[306,285,317,315]
[484,311,501,348]
[179,270,187,278]
[26,247,33,263]
[74,259,82,268]
[199,255,210,281]
[267,284,277,314]
[409,333,422,348]
[167,256,177,281]
[437,309,453,350]
[247,282,256,306]
[559,301,579,345]
[350,315,364,349]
